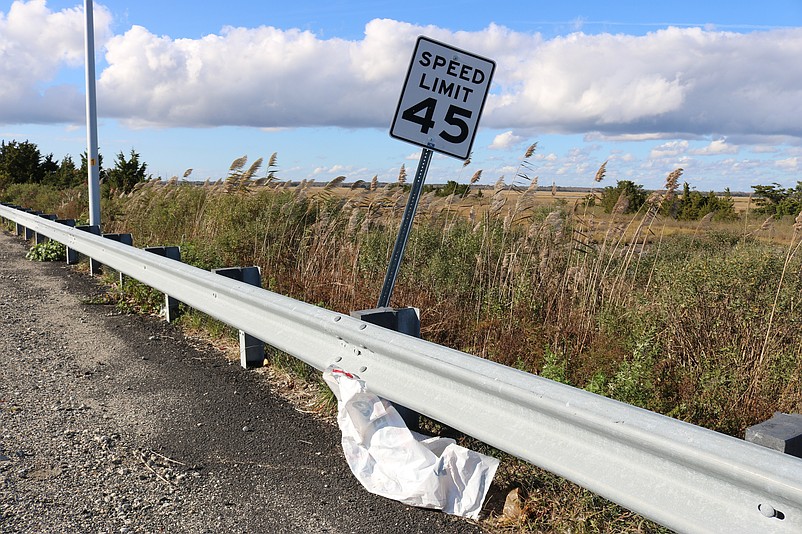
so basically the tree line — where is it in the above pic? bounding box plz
[0,139,148,193]
[599,179,802,220]
[597,180,739,220]
[2,139,799,219]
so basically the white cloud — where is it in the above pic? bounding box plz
[585,132,676,142]
[91,21,802,139]
[312,164,348,175]
[690,138,738,155]
[489,130,522,149]
[0,0,112,123]
[776,157,798,170]
[488,26,802,140]
[650,140,689,158]
[1,10,802,147]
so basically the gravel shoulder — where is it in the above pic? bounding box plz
[0,230,485,533]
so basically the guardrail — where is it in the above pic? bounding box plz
[2,202,801,533]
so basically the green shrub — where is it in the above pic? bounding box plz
[600,180,647,214]
[26,240,66,262]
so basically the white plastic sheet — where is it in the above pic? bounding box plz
[323,366,499,519]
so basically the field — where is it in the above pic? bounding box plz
[3,165,801,532]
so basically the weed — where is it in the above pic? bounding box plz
[6,156,801,534]
[26,240,65,262]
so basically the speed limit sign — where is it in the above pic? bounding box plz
[390,36,495,160]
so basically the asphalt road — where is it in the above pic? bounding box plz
[0,229,486,533]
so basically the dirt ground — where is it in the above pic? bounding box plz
[0,229,485,533]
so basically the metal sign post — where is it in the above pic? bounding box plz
[379,36,495,307]
[377,147,433,307]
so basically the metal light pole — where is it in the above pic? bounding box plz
[84,0,101,228]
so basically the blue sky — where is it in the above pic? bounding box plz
[2,0,802,192]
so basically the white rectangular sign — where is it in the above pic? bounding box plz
[390,36,495,160]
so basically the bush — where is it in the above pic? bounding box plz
[752,182,802,216]
[26,240,66,262]
[600,180,647,214]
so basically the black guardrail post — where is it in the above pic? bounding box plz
[34,214,58,244]
[212,266,265,369]
[56,219,78,264]
[21,210,40,241]
[144,246,183,322]
[75,225,102,275]
[350,306,422,432]
[102,233,133,287]
[13,207,30,237]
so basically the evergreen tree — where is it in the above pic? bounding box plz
[0,140,45,185]
[752,182,802,216]
[600,180,647,214]
[106,149,148,194]
[44,155,83,189]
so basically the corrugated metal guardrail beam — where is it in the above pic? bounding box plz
[1,203,801,533]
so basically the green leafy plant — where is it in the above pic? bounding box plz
[25,240,66,262]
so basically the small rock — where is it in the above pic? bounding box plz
[242,426,252,432]
[501,487,524,523]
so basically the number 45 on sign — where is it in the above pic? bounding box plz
[390,36,496,160]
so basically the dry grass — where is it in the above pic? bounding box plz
[4,152,801,533]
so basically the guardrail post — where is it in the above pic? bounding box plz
[35,214,58,244]
[350,306,422,432]
[145,246,183,322]
[746,412,802,458]
[56,219,79,264]
[14,208,25,236]
[14,208,30,236]
[212,266,265,369]
[102,233,133,287]
[75,225,102,275]
[22,210,41,241]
